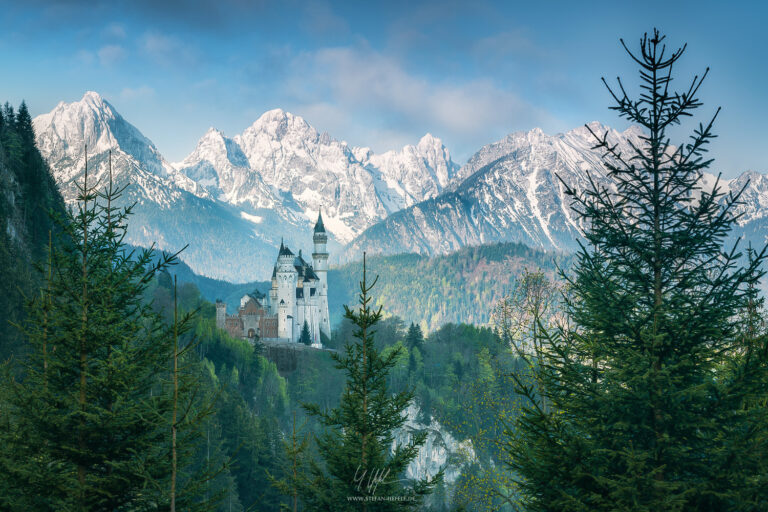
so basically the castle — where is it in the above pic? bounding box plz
[216,211,331,345]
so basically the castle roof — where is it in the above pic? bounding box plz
[304,266,319,281]
[240,292,264,310]
[293,254,319,281]
[279,238,294,257]
[314,209,326,234]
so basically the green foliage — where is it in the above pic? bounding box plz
[300,320,311,346]
[269,412,311,512]
[507,30,768,512]
[1,158,183,510]
[300,256,439,510]
[405,323,424,351]
[329,242,568,332]
[152,274,288,511]
[0,99,65,362]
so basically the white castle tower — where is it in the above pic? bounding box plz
[312,210,331,339]
[276,239,298,340]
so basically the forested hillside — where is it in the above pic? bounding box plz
[331,243,569,331]
[167,276,528,511]
[0,110,519,508]
[180,242,569,333]
[0,101,65,362]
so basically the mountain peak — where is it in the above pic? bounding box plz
[202,126,225,140]
[254,108,307,126]
[417,133,444,149]
[33,91,169,178]
[623,125,645,137]
[241,108,316,142]
[82,90,106,105]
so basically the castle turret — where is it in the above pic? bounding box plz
[312,210,331,339]
[215,300,226,330]
[276,239,298,340]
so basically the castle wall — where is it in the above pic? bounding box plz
[217,215,329,346]
[224,316,244,339]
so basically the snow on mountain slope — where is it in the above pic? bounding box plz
[359,133,460,208]
[34,91,171,181]
[343,123,626,258]
[33,92,315,282]
[175,109,460,243]
[345,121,768,261]
[173,126,285,210]
[34,92,768,280]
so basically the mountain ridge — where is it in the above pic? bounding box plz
[32,91,768,282]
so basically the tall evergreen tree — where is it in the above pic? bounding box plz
[269,412,310,512]
[300,254,440,510]
[15,101,34,146]
[507,30,768,511]
[1,152,187,510]
[405,323,423,351]
[300,320,312,346]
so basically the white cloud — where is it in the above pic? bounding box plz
[283,46,559,157]
[141,32,196,67]
[120,86,155,100]
[102,23,126,39]
[98,44,126,66]
[472,30,547,62]
[76,49,95,65]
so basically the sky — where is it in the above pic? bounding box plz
[0,0,765,176]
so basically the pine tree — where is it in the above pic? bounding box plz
[405,323,423,351]
[300,254,440,510]
[15,101,34,146]
[269,411,310,512]
[300,320,312,346]
[507,29,768,511]
[1,150,187,510]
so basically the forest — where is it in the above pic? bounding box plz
[2,30,768,512]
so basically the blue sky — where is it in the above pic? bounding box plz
[1,0,765,176]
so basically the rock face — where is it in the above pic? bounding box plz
[32,92,310,282]
[343,123,643,259]
[392,404,476,485]
[174,109,460,244]
[34,93,460,280]
[344,123,768,261]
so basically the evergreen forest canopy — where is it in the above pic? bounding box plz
[0,28,767,512]
[0,101,65,362]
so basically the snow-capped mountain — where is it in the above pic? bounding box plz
[32,91,768,283]
[343,122,646,259]
[33,92,460,281]
[33,92,315,282]
[356,133,461,208]
[174,109,459,243]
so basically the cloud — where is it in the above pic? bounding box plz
[120,86,155,100]
[283,46,558,156]
[98,44,126,66]
[102,22,126,39]
[141,31,196,67]
[300,1,349,38]
[473,30,548,62]
[76,49,95,65]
